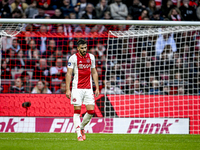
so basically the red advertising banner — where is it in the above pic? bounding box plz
[0,94,199,134]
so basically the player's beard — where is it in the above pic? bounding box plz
[80,51,86,56]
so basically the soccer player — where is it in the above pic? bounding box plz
[66,39,99,141]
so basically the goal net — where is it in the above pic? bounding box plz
[0,19,199,134]
[0,23,25,90]
[103,25,200,134]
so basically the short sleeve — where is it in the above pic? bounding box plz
[90,54,95,68]
[68,55,75,69]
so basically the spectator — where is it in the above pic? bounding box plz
[151,10,164,20]
[123,76,134,94]
[103,10,112,19]
[101,80,124,94]
[140,60,155,82]
[25,0,39,18]
[51,26,68,53]
[31,80,52,94]
[95,42,106,58]
[17,48,36,69]
[51,47,64,60]
[20,71,33,93]
[155,33,177,57]
[149,80,161,95]
[51,9,64,19]
[160,44,174,60]
[71,0,80,7]
[34,25,48,54]
[9,77,27,93]
[0,0,12,18]
[179,0,197,21]
[32,50,40,62]
[95,0,110,19]
[197,4,200,20]
[128,0,145,20]
[1,36,14,52]
[25,39,41,59]
[16,50,26,69]
[74,0,88,19]
[177,86,185,95]
[10,39,21,53]
[173,58,186,74]
[60,0,75,17]
[81,3,96,19]
[156,46,173,80]
[63,24,73,40]
[12,8,23,18]
[161,86,170,95]
[10,0,28,13]
[168,7,182,21]
[91,24,107,34]
[50,58,67,80]
[55,82,66,94]
[32,58,50,82]
[161,0,176,18]
[36,0,51,10]
[146,0,156,18]
[42,39,56,58]
[66,48,77,60]
[110,0,128,20]
[6,49,20,69]
[138,9,149,20]
[133,79,144,94]
[74,21,91,34]
[33,7,50,19]
[173,72,185,85]
[1,59,12,79]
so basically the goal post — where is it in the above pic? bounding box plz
[0,19,200,134]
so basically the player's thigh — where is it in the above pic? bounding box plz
[85,104,94,110]
[83,89,95,106]
[71,89,84,106]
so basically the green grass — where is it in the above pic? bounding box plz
[0,133,199,150]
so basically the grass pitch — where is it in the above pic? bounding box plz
[0,133,199,150]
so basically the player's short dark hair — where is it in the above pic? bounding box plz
[77,39,87,47]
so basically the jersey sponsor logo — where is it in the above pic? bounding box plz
[78,64,91,69]
[79,61,82,63]
[68,62,71,66]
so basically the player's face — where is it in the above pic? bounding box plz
[78,44,87,56]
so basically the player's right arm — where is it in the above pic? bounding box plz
[66,56,75,99]
[66,67,73,99]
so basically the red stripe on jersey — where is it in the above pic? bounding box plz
[76,53,92,89]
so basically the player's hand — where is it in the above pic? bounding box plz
[95,89,99,97]
[66,90,71,99]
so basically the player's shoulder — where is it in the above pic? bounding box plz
[88,53,95,59]
[68,53,77,60]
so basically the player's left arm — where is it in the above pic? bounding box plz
[91,68,99,97]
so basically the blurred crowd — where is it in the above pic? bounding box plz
[0,0,200,21]
[0,0,200,95]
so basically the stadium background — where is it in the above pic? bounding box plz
[0,0,200,135]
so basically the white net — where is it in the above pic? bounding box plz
[103,25,200,134]
[0,24,24,37]
[0,23,25,90]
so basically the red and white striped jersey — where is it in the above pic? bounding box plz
[68,52,95,89]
